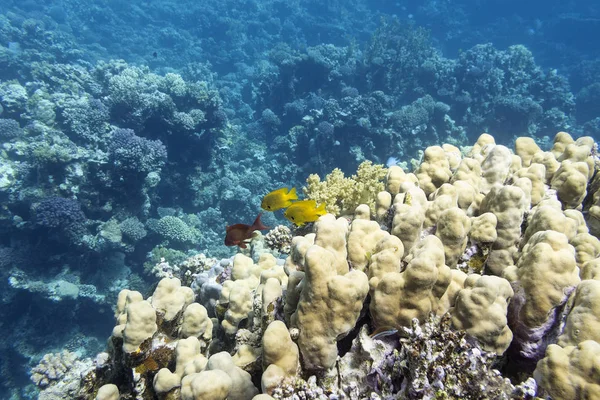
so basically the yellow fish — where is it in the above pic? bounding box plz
[261,187,298,211]
[284,200,327,226]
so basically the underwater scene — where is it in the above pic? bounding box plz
[0,0,599,398]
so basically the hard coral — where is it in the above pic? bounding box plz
[264,225,293,255]
[304,160,387,216]
[32,196,86,229]
[108,128,167,175]
[30,350,80,388]
[150,215,200,246]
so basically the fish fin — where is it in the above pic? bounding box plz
[270,188,287,195]
[288,187,298,200]
[239,241,247,249]
[251,213,269,231]
[316,202,327,215]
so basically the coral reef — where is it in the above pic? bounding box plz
[0,1,598,397]
[29,131,600,400]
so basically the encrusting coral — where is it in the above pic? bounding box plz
[37,131,600,400]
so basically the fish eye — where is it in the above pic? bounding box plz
[291,217,295,220]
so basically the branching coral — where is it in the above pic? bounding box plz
[304,160,387,216]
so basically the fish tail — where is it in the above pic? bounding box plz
[316,202,327,215]
[251,213,269,231]
[288,187,298,200]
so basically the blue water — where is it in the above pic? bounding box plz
[0,0,598,398]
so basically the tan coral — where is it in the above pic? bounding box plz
[313,214,350,274]
[558,280,600,347]
[115,289,143,319]
[565,209,588,235]
[437,269,468,315]
[231,254,260,288]
[347,218,388,272]
[522,204,579,246]
[534,341,600,400]
[370,235,451,331]
[284,233,315,272]
[469,212,498,244]
[513,163,546,206]
[441,143,462,172]
[385,165,418,195]
[451,179,479,210]
[368,235,404,292]
[174,337,206,377]
[531,151,560,184]
[550,131,575,158]
[96,384,120,400]
[571,233,600,269]
[480,184,529,275]
[451,157,482,190]
[220,280,252,335]
[121,300,158,353]
[291,245,369,371]
[153,368,181,394]
[435,207,471,269]
[480,145,513,194]
[415,145,452,196]
[551,160,589,209]
[515,136,542,167]
[425,187,458,229]
[181,370,232,400]
[581,258,600,280]
[375,191,392,222]
[469,133,495,158]
[503,230,580,328]
[204,352,258,400]
[450,274,514,354]
[353,203,371,220]
[558,137,595,179]
[261,320,299,394]
[151,277,195,321]
[113,290,143,335]
[391,186,428,255]
[179,303,213,345]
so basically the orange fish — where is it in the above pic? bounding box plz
[224,213,269,249]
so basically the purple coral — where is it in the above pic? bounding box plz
[33,197,86,229]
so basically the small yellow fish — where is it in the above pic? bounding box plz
[261,187,298,211]
[284,200,327,226]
